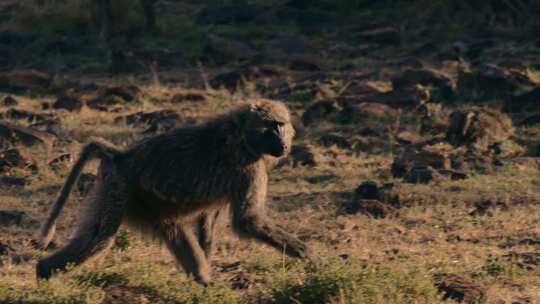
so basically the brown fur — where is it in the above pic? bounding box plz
[36,99,317,284]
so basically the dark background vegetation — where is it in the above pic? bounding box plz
[1,0,539,73]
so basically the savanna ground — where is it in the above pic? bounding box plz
[0,1,539,303]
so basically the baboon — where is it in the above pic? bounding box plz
[36,99,317,284]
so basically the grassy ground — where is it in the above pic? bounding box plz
[0,80,538,303]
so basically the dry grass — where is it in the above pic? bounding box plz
[0,74,539,303]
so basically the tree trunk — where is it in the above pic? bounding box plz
[96,0,112,43]
[141,0,158,32]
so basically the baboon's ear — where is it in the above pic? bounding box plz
[248,103,262,114]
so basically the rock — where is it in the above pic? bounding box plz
[0,69,52,93]
[434,273,486,303]
[510,297,533,304]
[115,110,179,127]
[209,65,284,91]
[170,93,206,103]
[87,86,142,110]
[450,149,495,174]
[0,176,28,188]
[313,81,338,101]
[506,87,540,113]
[350,135,392,154]
[348,85,429,109]
[395,131,425,145]
[246,65,285,79]
[418,104,449,135]
[0,242,14,266]
[319,133,350,149]
[502,252,540,270]
[103,85,141,102]
[53,95,82,111]
[271,73,334,100]
[505,157,540,170]
[115,110,191,134]
[289,56,321,71]
[1,95,17,106]
[229,272,251,290]
[48,153,71,171]
[0,122,55,148]
[468,199,508,216]
[0,148,27,172]
[357,127,386,137]
[302,100,339,126]
[438,169,468,180]
[28,119,61,136]
[458,64,536,99]
[498,237,540,248]
[354,180,380,200]
[209,70,245,91]
[447,107,513,151]
[391,149,450,178]
[339,102,398,124]
[0,210,35,227]
[0,242,12,256]
[392,68,454,93]
[216,261,242,273]
[86,95,126,111]
[404,165,439,184]
[4,108,55,123]
[289,144,316,167]
[356,26,400,45]
[344,180,400,217]
[339,80,389,97]
[304,174,336,184]
[77,173,96,196]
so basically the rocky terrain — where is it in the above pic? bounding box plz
[0,1,539,303]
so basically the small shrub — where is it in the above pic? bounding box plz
[112,229,131,252]
[76,270,129,287]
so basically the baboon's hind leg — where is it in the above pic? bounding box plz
[161,224,212,285]
[197,209,221,259]
[36,163,128,279]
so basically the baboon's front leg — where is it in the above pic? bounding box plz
[233,212,316,260]
[232,174,318,262]
[161,224,212,285]
[197,210,221,259]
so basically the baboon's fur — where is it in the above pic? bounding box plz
[36,99,317,284]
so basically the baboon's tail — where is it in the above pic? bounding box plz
[37,140,121,249]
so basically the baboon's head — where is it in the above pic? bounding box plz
[243,100,295,158]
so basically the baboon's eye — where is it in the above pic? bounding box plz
[265,121,284,134]
[268,121,284,128]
